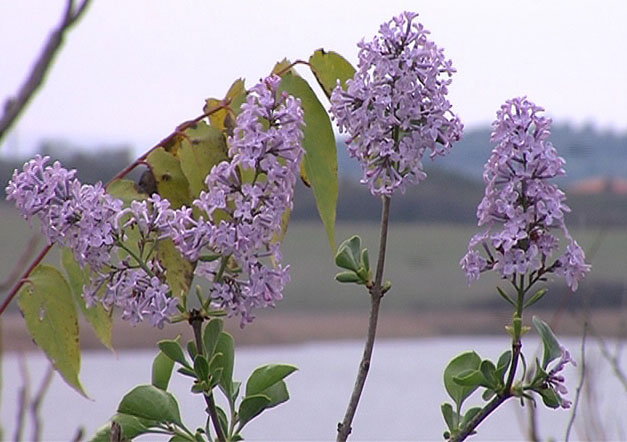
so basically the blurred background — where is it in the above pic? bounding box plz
[1,2,626,440]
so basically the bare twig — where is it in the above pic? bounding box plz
[30,365,55,442]
[0,0,92,144]
[566,322,587,441]
[337,196,391,442]
[14,355,30,442]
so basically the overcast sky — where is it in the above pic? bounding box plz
[1,1,627,155]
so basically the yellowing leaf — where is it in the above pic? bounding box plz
[204,78,247,134]
[147,147,192,209]
[178,122,228,200]
[61,248,113,351]
[278,72,338,252]
[18,265,86,396]
[157,238,194,300]
[309,49,356,99]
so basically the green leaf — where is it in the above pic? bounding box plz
[147,147,192,209]
[444,351,481,409]
[441,402,456,432]
[523,288,548,309]
[178,121,228,200]
[106,178,147,204]
[203,318,224,358]
[259,379,290,408]
[532,316,563,368]
[156,238,195,300]
[89,413,158,442]
[237,394,271,429]
[117,385,183,426]
[308,49,356,99]
[152,349,175,390]
[216,332,235,397]
[159,340,190,368]
[335,235,361,271]
[480,360,497,389]
[245,364,298,397]
[537,387,561,409]
[17,264,86,396]
[194,354,210,382]
[278,72,338,253]
[214,405,229,440]
[452,369,484,388]
[61,248,113,350]
[335,271,361,284]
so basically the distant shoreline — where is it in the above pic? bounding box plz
[2,308,623,353]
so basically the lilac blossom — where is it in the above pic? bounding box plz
[460,97,590,291]
[329,11,463,196]
[166,75,304,326]
[545,346,576,408]
[6,156,178,327]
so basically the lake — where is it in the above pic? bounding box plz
[1,336,625,441]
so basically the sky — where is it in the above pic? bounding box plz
[1,1,627,156]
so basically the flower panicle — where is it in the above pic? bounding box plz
[330,11,463,196]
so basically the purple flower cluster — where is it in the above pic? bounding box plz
[6,156,178,328]
[545,346,576,409]
[330,11,463,196]
[167,75,304,325]
[461,97,590,291]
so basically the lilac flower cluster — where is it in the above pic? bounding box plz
[6,156,178,328]
[167,75,304,325]
[330,11,463,196]
[460,97,590,291]
[545,346,576,408]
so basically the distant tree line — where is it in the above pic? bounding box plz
[2,127,627,226]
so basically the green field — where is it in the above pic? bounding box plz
[1,204,626,313]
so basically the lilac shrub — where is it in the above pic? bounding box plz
[461,97,590,290]
[330,11,463,196]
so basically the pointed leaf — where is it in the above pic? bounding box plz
[532,316,563,368]
[258,379,290,408]
[156,238,194,300]
[238,394,271,429]
[194,354,210,382]
[152,349,175,391]
[309,49,356,99]
[441,402,456,432]
[178,122,228,200]
[444,351,481,409]
[147,147,192,209]
[117,385,182,426]
[18,264,86,396]
[524,288,548,309]
[278,72,337,252]
[61,248,113,350]
[204,78,247,133]
[203,318,224,358]
[245,364,298,396]
[158,339,190,368]
[216,332,235,397]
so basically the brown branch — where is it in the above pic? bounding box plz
[337,196,391,441]
[0,0,92,144]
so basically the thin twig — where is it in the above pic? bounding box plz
[14,355,30,442]
[566,322,588,441]
[30,364,55,442]
[0,0,92,144]
[336,196,391,442]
